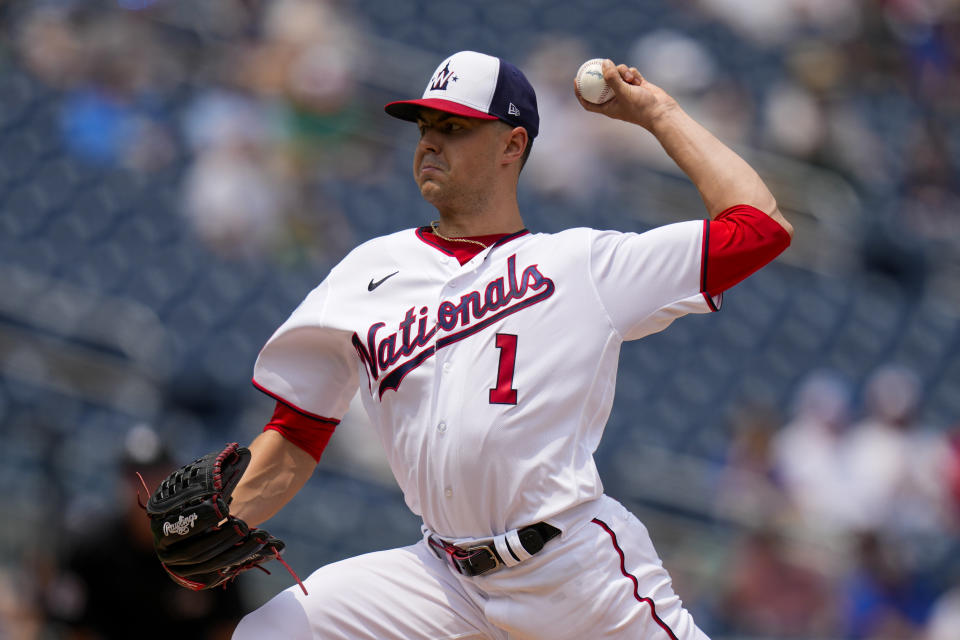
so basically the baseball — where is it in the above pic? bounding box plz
[576,59,613,104]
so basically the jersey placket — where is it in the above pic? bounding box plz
[430,255,487,529]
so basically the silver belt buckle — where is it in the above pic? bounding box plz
[457,544,502,576]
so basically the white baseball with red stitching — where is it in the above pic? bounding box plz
[576,59,613,104]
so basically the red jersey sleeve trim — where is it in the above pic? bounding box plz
[702,204,791,297]
[264,400,337,463]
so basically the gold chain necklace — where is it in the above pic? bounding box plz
[430,220,490,249]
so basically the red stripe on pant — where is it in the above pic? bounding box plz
[591,518,680,640]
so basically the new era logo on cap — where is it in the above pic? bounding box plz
[385,51,539,139]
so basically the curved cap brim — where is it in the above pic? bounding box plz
[384,98,499,123]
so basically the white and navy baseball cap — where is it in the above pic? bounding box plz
[385,51,539,139]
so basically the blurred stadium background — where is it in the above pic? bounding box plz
[2,0,960,638]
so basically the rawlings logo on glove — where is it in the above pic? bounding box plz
[162,513,199,536]
[139,443,306,594]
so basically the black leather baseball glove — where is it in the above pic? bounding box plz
[143,442,304,593]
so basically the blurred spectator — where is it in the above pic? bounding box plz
[60,87,175,171]
[897,119,960,298]
[179,87,355,264]
[926,576,960,640]
[257,0,364,113]
[181,91,292,260]
[15,6,85,90]
[713,403,789,527]
[179,0,363,263]
[901,121,960,245]
[949,428,960,519]
[845,364,955,536]
[696,0,802,47]
[236,0,368,161]
[772,369,857,537]
[718,528,839,637]
[0,566,42,640]
[627,28,757,160]
[696,0,862,47]
[39,424,245,638]
[687,76,756,150]
[627,29,717,97]
[16,7,178,170]
[521,36,618,205]
[841,530,937,640]
[762,77,826,159]
[322,391,397,486]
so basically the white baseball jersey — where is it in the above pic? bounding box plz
[253,221,717,540]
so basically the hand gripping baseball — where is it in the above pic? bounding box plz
[141,443,307,594]
[574,59,678,130]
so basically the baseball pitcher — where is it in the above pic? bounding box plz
[145,51,792,639]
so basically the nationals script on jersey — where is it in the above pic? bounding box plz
[252,222,718,539]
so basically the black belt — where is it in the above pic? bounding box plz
[428,522,561,577]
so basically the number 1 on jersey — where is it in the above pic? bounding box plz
[489,333,518,405]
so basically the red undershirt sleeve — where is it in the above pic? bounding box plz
[263,400,339,463]
[703,204,791,297]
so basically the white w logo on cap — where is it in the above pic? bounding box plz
[430,62,457,91]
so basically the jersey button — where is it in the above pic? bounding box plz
[442,362,452,373]
[444,487,453,498]
[437,421,447,433]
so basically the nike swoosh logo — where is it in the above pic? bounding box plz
[368,271,399,292]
